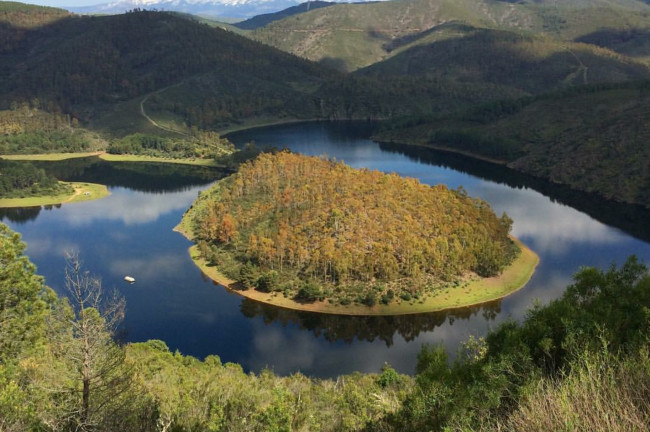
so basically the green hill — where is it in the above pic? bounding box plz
[0,1,68,28]
[234,1,336,30]
[251,0,650,72]
[577,28,650,65]
[358,26,650,94]
[0,9,337,129]
[376,82,650,207]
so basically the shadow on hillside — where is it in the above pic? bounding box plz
[381,21,476,53]
[576,28,650,58]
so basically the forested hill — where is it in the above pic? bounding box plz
[251,0,650,72]
[0,1,69,28]
[357,26,650,95]
[233,1,335,30]
[0,8,337,121]
[376,82,650,208]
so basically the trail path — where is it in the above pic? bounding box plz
[63,187,83,203]
[139,84,190,137]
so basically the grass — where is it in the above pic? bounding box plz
[2,151,223,167]
[498,350,650,432]
[180,237,538,316]
[0,182,110,208]
[1,151,103,161]
[98,153,222,167]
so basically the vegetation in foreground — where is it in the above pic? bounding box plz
[182,151,519,308]
[0,223,411,431]
[372,255,650,431]
[2,223,650,430]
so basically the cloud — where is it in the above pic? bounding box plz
[472,181,623,255]
[61,187,202,226]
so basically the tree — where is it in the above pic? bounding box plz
[47,252,134,431]
[0,224,55,431]
[0,223,53,363]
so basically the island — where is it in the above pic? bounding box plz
[177,151,538,315]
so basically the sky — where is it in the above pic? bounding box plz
[20,0,106,7]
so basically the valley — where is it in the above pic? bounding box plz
[3,0,650,430]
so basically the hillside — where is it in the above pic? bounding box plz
[180,151,527,312]
[358,26,650,94]
[0,1,68,28]
[376,82,650,208]
[251,0,650,72]
[233,1,335,30]
[0,9,337,128]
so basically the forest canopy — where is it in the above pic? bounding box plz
[186,152,518,306]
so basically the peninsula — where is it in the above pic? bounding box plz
[177,151,537,315]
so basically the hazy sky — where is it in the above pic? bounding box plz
[20,0,105,7]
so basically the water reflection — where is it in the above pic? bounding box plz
[0,206,42,223]
[4,122,650,378]
[34,157,226,193]
[240,298,502,347]
[378,142,650,243]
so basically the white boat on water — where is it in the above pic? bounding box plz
[124,276,135,283]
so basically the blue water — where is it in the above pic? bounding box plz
[4,122,650,377]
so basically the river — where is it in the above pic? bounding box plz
[3,121,650,377]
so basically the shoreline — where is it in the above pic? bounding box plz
[1,151,104,161]
[0,182,110,208]
[219,117,318,136]
[373,138,509,166]
[177,224,539,315]
[2,151,225,167]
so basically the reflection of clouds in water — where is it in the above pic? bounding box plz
[21,236,80,259]
[472,182,622,255]
[60,187,201,227]
[246,313,495,376]
[109,253,187,285]
[502,270,573,322]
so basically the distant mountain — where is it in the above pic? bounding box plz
[0,9,338,130]
[357,26,650,95]
[0,1,69,27]
[67,0,378,19]
[233,0,334,30]
[251,0,650,71]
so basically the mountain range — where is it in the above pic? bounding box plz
[67,0,379,19]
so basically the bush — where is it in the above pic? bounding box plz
[296,280,323,302]
[256,270,279,292]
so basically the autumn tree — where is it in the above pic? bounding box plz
[187,152,519,305]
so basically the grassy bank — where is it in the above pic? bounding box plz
[98,153,222,167]
[181,237,538,316]
[2,152,223,167]
[0,182,110,208]
[1,151,104,161]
